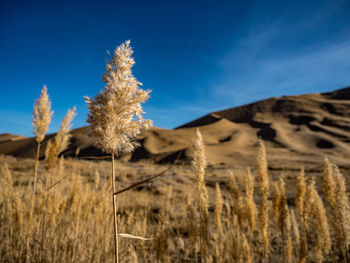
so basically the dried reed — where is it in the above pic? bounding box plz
[257,139,270,259]
[45,107,76,171]
[296,168,306,218]
[273,182,281,224]
[322,157,336,206]
[309,178,331,263]
[229,171,245,230]
[28,85,53,260]
[331,164,350,261]
[85,40,152,263]
[245,167,256,235]
[192,129,209,261]
[215,182,223,236]
[30,85,53,214]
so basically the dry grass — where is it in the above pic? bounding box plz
[1,138,349,262]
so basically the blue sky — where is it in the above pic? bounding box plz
[1,0,350,136]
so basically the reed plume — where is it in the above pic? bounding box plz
[296,168,306,218]
[245,167,256,234]
[85,40,152,155]
[186,195,199,256]
[285,235,293,263]
[257,139,270,259]
[290,209,300,245]
[322,159,350,261]
[28,85,53,260]
[215,182,223,236]
[45,107,76,171]
[309,178,331,263]
[273,182,281,224]
[278,177,288,239]
[241,232,253,263]
[31,85,53,205]
[295,168,308,263]
[85,40,152,263]
[32,85,53,143]
[229,171,244,230]
[332,165,350,261]
[274,177,290,263]
[322,157,336,207]
[192,129,209,261]
[298,230,308,263]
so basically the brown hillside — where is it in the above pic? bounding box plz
[1,87,350,170]
[0,133,26,143]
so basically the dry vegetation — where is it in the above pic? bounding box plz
[1,140,350,262]
[1,41,350,262]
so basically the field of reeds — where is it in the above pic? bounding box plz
[1,40,349,262]
[0,141,349,262]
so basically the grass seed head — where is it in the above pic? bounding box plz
[296,168,306,217]
[32,85,53,143]
[45,107,76,170]
[85,40,152,155]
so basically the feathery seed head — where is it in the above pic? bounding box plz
[257,138,269,191]
[45,107,76,170]
[245,167,256,233]
[332,164,350,246]
[32,85,53,142]
[192,129,209,259]
[192,129,206,180]
[257,139,270,256]
[278,177,288,233]
[85,41,152,154]
[241,233,252,263]
[309,178,331,257]
[290,209,300,244]
[55,107,76,153]
[273,182,281,224]
[322,157,336,206]
[215,183,223,235]
[296,168,306,217]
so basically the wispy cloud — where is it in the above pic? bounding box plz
[208,3,350,107]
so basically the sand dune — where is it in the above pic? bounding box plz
[1,87,350,170]
[0,133,26,143]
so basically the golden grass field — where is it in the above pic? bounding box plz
[1,143,349,262]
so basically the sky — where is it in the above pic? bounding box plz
[1,0,350,136]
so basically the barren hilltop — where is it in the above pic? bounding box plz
[1,87,350,170]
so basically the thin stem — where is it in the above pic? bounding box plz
[282,226,285,263]
[26,141,41,262]
[41,169,50,262]
[113,168,169,196]
[30,141,41,217]
[344,245,349,263]
[112,154,119,263]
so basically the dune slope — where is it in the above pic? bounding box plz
[1,87,350,169]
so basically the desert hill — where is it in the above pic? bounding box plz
[1,87,350,170]
[0,133,26,143]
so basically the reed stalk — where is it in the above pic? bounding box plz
[85,40,152,263]
[192,129,209,261]
[112,154,119,263]
[28,85,53,261]
[257,139,270,260]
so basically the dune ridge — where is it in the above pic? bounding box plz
[1,87,350,169]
